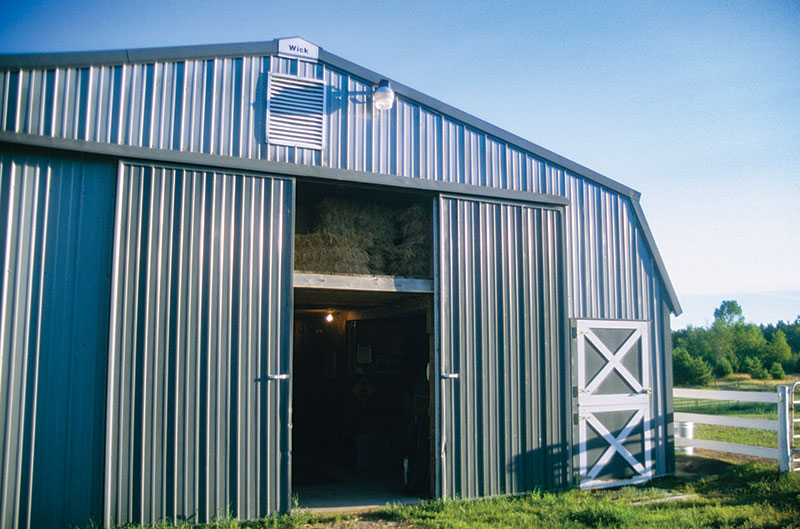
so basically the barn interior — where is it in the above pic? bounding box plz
[291,182,434,509]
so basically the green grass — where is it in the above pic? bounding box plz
[674,397,778,448]
[673,398,776,419]
[674,386,787,448]
[90,510,356,529]
[680,373,800,393]
[694,424,777,448]
[377,463,800,529]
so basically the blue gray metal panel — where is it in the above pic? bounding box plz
[1,57,281,160]
[0,52,681,318]
[0,45,677,482]
[0,148,116,529]
[104,163,294,526]
[438,197,569,499]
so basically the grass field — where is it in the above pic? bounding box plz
[379,463,800,528]
[673,375,800,448]
[673,398,778,447]
[695,373,800,393]
[673,399,776,419]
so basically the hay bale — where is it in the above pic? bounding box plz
[294,194,432,277]
[295,202,314,234]
[396,203,428,240]
[367,242,389,273]
[315,197,396,243]
[388,235,429,277]
[388,203,430,276]
[295,232,371,274]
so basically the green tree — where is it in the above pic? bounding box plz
[708,321,735,368]
[770,362,786,380]
[764,330,792,367]
[743,357,769,380]
[731,323,767,368]
[673,325,714,359]
[714,300,744,326]
[673,346,714,387]
[714,357,733,378]
[787,316,800,353]
[762,316,800,354]
[672,301,800,376]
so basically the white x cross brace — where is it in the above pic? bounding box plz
[585,409,647,479]
[584,328,643,395]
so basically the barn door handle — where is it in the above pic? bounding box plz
[441,373,459,380]
[267,373,290,381]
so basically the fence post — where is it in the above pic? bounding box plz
[778,386,790,472]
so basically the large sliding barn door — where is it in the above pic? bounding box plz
[575,320,653,489]
[438,197,567,499]
[104,164,294,526]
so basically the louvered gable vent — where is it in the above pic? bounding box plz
[267,73,326,150]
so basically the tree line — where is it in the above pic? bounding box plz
[672,300,800,386]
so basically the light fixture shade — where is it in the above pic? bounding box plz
[373,79,395,110]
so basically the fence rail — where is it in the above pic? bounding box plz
[674,388,777,403]
[675,437,779,460]
[674,412,777,431]
[673,386,794,472]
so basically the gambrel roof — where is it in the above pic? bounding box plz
[0,37,681,315]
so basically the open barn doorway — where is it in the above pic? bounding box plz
[291,182,434,510]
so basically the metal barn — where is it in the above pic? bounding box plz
[0,37,681,528]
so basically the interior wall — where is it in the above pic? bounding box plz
[292,313,347,466]
[292,307,430,494]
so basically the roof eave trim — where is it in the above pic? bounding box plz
[318,48,643,202]
[629,198,682,316]
[0,131,569,208]
[0,38,641,202]
[0,40,280,69]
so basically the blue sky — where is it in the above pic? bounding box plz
[1,0,798,328]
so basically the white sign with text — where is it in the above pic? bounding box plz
[278,37,319,61]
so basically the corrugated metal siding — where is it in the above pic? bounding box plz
[0,149,116,529]
[0,48,671,480]
[0,57,669,311]
[438,198,568,499]
[105,163,294,526]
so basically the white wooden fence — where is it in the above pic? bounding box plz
[673,386,796,472]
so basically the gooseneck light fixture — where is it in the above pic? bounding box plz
[373,79,395,110]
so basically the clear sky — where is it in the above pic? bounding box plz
[2,0,798,329]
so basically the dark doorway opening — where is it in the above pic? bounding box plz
[292,289,433,509]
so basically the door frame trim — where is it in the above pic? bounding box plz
[571,318,654,490]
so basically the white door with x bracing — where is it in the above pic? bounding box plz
[575,319,653,489]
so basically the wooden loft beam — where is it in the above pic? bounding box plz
[293,272,433,293]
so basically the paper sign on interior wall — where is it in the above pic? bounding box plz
[357,344,372,364]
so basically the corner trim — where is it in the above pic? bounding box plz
[0,131,569,208]
[629,199,682,315]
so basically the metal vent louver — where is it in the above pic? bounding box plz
[267,73,326,150]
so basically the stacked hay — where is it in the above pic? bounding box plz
[294,195,431,277]
[386,203,429,277]
[295,232,371,274]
